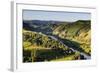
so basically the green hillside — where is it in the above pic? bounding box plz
[23,20,91,62]
[23,30,81,62]
[53,20,91,55]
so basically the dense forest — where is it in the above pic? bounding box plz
[23,20,91,62]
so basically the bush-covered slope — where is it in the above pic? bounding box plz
[53,20,91,54]
[23,30,68,50]
[23,30,81,62]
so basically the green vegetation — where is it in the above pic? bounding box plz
[23,30,79,62]
[23,30,67,50]
[23,20,91,62]
[53,20,91,55]
[52,52,80,61]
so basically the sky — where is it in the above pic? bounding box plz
[23,10,91,22]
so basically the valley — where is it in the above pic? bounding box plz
[23,20,91,62]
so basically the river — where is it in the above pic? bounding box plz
[48,35,91,59]
[31,30,91,60]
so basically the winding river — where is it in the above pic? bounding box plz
[48,35,91,59]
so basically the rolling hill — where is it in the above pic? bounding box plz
[23,20,91,62]
[53,20,91,55]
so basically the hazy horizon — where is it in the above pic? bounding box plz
[23,19,90,23]
[23,10,91,22]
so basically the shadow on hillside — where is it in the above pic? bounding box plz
[23,48,75,62]
[60,38,86,54]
